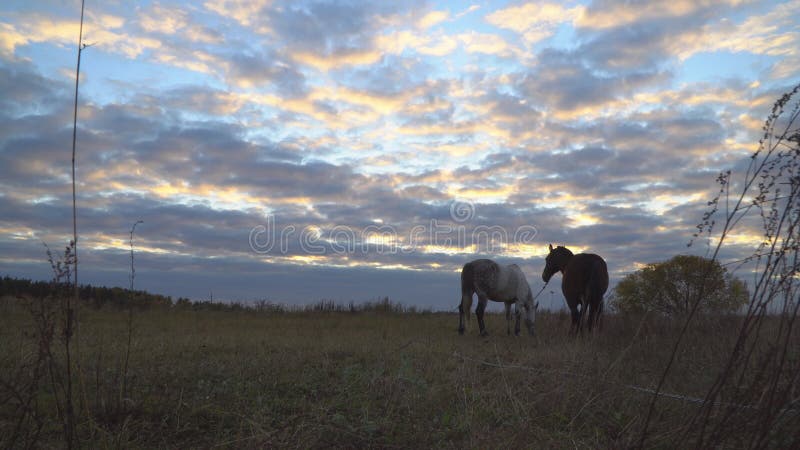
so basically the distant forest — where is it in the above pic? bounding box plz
[0,275,420,313]
[1,275,185,309]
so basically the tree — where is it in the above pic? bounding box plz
[612,255,748,315]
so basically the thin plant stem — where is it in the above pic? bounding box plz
[66,1,86,448]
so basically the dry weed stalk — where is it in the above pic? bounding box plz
[640,83,800,448]
[121,220,142,411]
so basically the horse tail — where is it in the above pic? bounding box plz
[586,259,606,330]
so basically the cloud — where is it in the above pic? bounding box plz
[0,60,68,115]
[569,0,797,80]
[374,29,462,58]
[0,12,162,60]
[417,10,449,29]
[456,5,481,19]
[262,2,422,69]
[137,3,187,34]
[291,48,383,71]
[1,0,796,308]
[575,0,745,30]
[457,31,523,58]
[671,2,800,78]
[0,22,28,57]
[225,48,308,92]
[515,48,671,114]
[202,0,274,29]
[486,2,584,45]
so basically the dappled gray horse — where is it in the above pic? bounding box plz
[542,245,608,334]
[459,259,537,336]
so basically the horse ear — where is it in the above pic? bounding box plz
[548,244,553,251]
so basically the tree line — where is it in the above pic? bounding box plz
[0,275,180,309]
[0,276,427,313]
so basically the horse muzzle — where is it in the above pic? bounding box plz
[542,270,552,283]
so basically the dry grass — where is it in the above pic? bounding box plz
[0,302,796,448]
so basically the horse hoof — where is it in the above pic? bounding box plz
[458,328,465,335]
[479,331,489,337]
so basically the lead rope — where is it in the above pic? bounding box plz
[531,280,550,306]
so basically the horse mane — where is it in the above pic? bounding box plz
[555,245,573,256]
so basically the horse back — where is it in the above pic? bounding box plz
[563,253,609,298]
[495,263,530,301]
[462,259,526,302]
[461,259,499,295]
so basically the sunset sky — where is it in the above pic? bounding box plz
[1,0,798,309]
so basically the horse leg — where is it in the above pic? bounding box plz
[458,303,465,335]
[522,301,535,336]
[459,292,473,335]
[476,295,489,336]
[587,298,599,333]
[591,297,605,332]
[569,302,581,336]
[514,300,522,336]
[505,302,512,335]
[577,294,591,336]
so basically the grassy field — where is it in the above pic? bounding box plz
[0,299,796,448]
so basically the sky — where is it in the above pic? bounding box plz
[0,0,798,310]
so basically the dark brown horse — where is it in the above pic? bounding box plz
[542,245,608,334]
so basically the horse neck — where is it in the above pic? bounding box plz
[557,252,573,274]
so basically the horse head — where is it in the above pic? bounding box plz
[542,244,573,282]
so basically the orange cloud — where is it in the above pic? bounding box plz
[417,10,449,29]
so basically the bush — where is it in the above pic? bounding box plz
[611,255,748,315]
